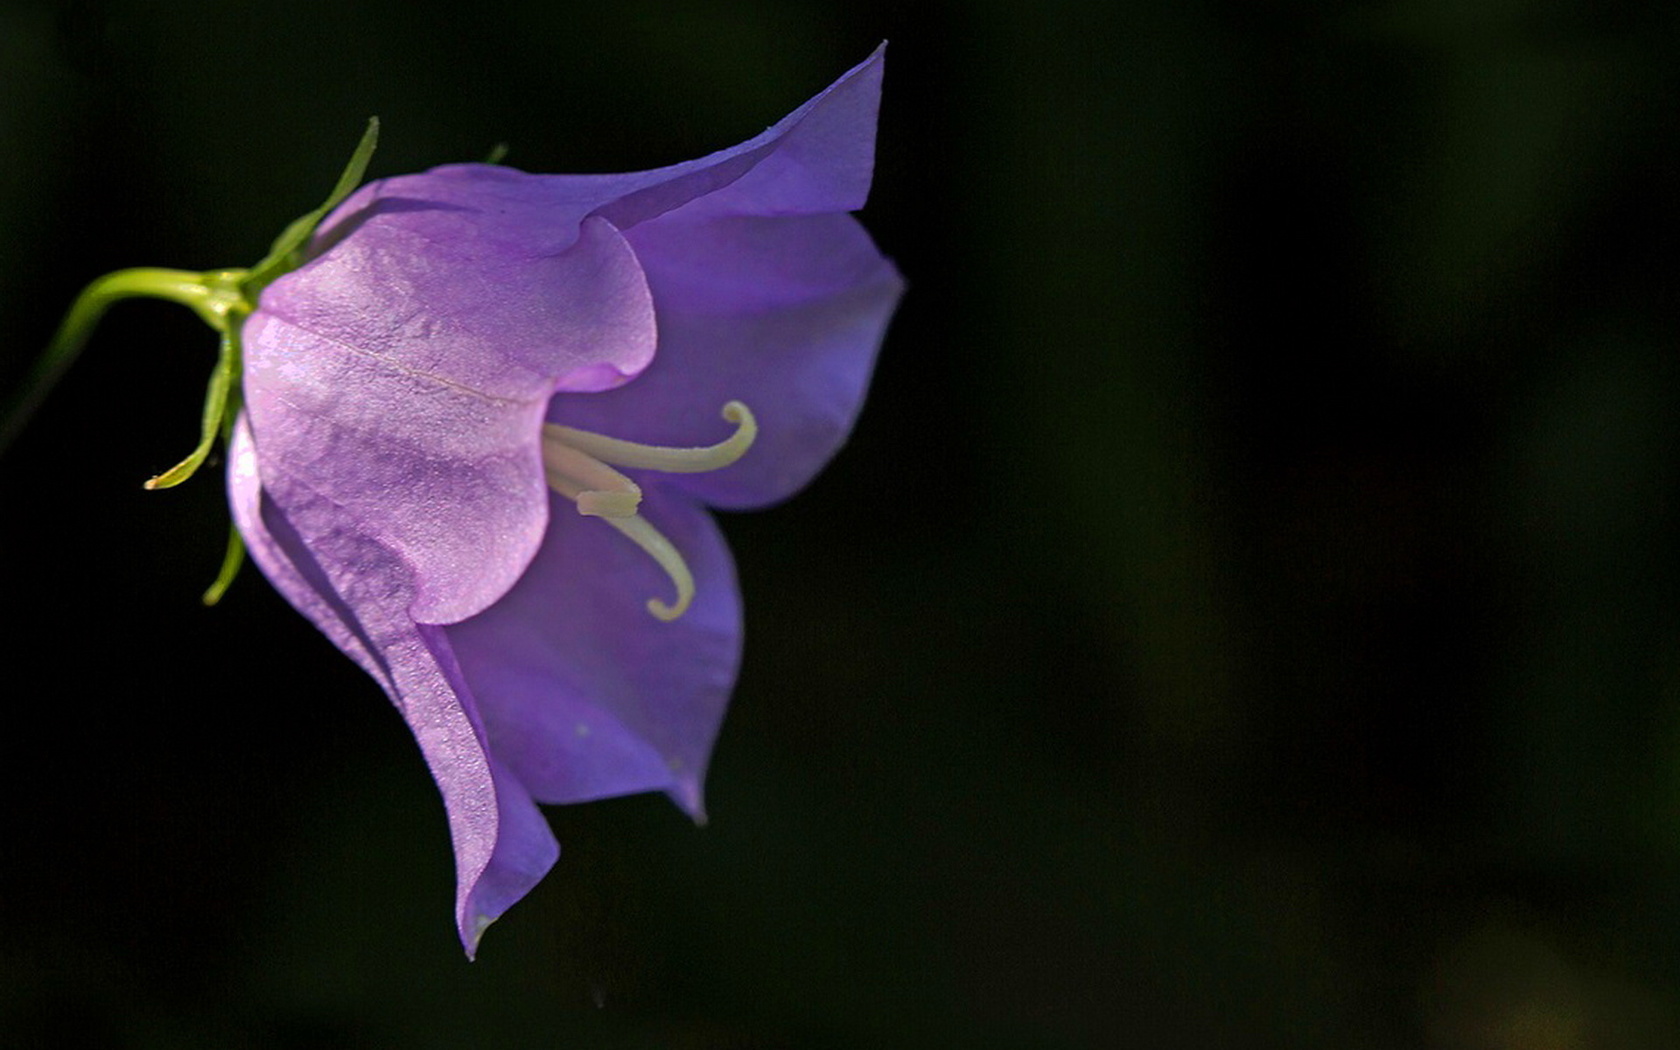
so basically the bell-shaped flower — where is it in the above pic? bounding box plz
[224,48,901,954]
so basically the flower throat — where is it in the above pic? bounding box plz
[541,401,757,621]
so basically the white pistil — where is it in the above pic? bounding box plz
[539,401,758,621]
[598,514,694,621]
[541,440,642,518]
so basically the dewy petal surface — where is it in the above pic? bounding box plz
[228,421,556,955]
[247,215,656,625]
[446,484,742,816]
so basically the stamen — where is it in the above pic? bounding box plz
[540,436,642,518]
[540,400,756,621]
[597,513,695,621]
[544,400,757,473]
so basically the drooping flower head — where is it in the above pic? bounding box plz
[222,48,900,953]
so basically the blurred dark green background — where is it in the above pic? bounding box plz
[4,0,1680,1046]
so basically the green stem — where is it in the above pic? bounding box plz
[2,118,380,605]
[0,267,221,458]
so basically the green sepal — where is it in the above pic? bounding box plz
[202,519,247,606]
[145,327,240,490]
[245,117,380,294]
[6,119,382,605]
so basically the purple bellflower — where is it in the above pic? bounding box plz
[233,48,901,953]
[14,48,899,956]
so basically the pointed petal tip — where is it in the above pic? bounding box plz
[669,776,709,826]
[846,41,888,88]
[459,910,498,960]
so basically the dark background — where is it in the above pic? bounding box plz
[4,0,1680,1046]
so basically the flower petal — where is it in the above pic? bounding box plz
[228,420,557,956]
[245,215,656,625]
[444,484,742,818]
[546,211,903,508]
[592,41,890,225]
[311,43,887,260]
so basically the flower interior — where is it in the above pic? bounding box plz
[540,400,758,620]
